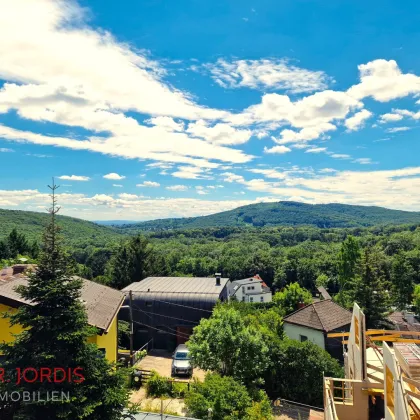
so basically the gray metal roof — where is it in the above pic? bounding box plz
[123,277,230,295]
[129,412,200,420]
[0,276,124,332]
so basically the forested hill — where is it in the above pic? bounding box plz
[0,209,124,246]
[114,201,420,232]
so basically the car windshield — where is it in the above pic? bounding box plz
[175,351,189,360]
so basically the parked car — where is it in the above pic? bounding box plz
[171,344,193,377]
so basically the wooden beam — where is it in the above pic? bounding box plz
[327,332,350,338]
[366,337,420,344]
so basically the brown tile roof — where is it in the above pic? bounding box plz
[317,286,332,300]
[283,299,352,332]
[0,275,124,332]
[387,311,420,333]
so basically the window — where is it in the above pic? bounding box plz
[260,296,264,302]
[242,286,245,292]
[250,297,254,303]
[96,348,106,358]
[247,286,251,290]
[242,296,245,302]
[300,335,308,342]
[146,301,153,307]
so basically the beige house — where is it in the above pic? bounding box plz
[283,299,352,360]
[324,303,420,420]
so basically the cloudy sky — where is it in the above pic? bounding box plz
[1,0,420,221]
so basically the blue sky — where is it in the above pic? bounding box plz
[1,0,420,220]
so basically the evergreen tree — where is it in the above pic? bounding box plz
[7,228,29,258]
[391,252,415,310]
[0,182,129,420]
[129,235,151,281]
[29,240,40,259]
[354,248,391,328]
[110,245,133,290]
[336,236,362,307]
[0,239,10,260]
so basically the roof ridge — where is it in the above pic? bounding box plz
[312,303,326,331]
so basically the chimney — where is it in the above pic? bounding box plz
[297,301,306,309]
[215,273,221,286]
[12,265,26,275]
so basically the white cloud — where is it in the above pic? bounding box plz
[0,147,13,152]
[0,0,257,168]
[172,166,212,179]
[166,185,188,191]
[352,158,375,164]
[348,59,420,102]
[255,130,269,139]
[58,175,90,181]
[344,109,372,131]
[329,154,351,159]
[263,145,291,154]
[103,172,125,180]
[146,116,184,132]
[394,109,420,120]
[113,184,123,187]
[379,113,404,123]
[0,188,282,221]
[305,147,327,153]
[221,166,420,211]
[137,181,160,187]
[186,120,252,145]
[197,190,208,195]
[205,58,331,93]
[386,126,411,133]
[222,172,246,183]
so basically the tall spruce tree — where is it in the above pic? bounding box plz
[391,252,415,310]
[354,248,391,328]
[336,235,362,308]
[0,182,129,420]
[7,228,29,258]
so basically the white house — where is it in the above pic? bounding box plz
[283,299,352,360]
[229,274,272,303]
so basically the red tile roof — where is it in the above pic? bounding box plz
[283,299,352,332]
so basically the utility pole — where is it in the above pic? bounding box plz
[129,290,134,367]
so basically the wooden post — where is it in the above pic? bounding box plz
[161,398,163,419]
[129,290,134,367]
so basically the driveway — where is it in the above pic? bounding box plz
[136,349,206,382]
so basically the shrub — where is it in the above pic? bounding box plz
[185,373,273,420]
[146,371,173,397]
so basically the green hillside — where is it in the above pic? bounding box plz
[114,201,420,232]
[0,209,124,246]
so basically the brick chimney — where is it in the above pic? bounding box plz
[297,301,307,309]
[215,273,221,286]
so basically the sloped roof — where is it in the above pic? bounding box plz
[283,299,352,332]
[0,275,124,332]
[317,286,332,300]
[123,276,229,295]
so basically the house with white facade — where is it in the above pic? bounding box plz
[229,274,272,303]
[283,299,351,360]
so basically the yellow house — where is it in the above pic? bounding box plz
[0,267,124,363]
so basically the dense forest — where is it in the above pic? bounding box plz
[0,208,125,247]
[2,205,420,327]
[111,201,420,231]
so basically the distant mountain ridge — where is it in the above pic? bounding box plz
[0,209,124,244]
[112,201,420,231]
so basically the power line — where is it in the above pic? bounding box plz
[132,319,191,340]
[131,307,191,339]
[138,297,213,314]
[132,304,199,325]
